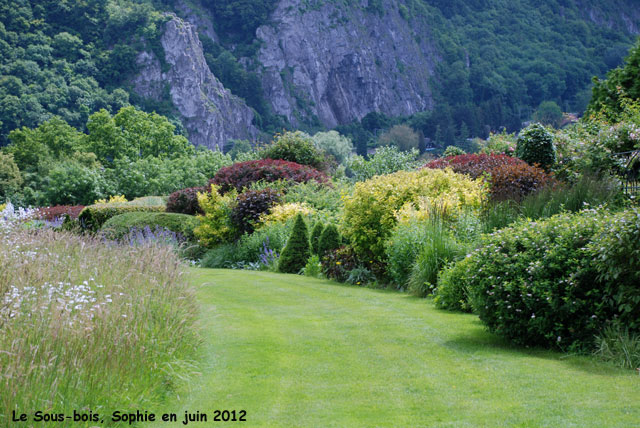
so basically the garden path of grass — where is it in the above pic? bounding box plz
[152,269,639,428]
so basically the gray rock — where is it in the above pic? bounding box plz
[256,0,439,128]
[133,14,258,151]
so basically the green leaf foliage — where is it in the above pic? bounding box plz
[278,214,310,274]
[317,224,341,258]
[310,222,324,255]
[516,123,556,170]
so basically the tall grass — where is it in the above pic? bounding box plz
[594,325,640,370]
[0,227,199,426]
[481,175,624,233]
[406,219,469,297]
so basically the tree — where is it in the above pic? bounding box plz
[312,131,353,164]
[588,38,640,117]
[378,125,420,152]
[533,101,563,128]
[310,222,324,255]
[278,214,310,274]
[0,152,22,201]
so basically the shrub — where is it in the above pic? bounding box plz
[200,243,240,268]
[588,208,640,330]
[100,212,200,241]
[342,168,485,263]
[317,224,341,258]
[424,153,522,179]
[278,214,311,274]
[488,162,553,201]
[302,254,322,278]
[443,145,466,157]
[194,184,236,248]
[461,208,640,350]
[310,222,324,255]
[479,131,517,156]
[235,221,290,264]
[516,123,556,170]
[321,246,360,283]
[347,146,420,182]
[259,202,313,228]
[259,131,327,171]
[211,159,329,193]
[231,188,282,234]
[78,201,166,232]
[94,195,127,204]
[434,258,474,312]
[35,205,84,220]
[0,152,23,201]
[45,161,111,206]
[166,186,208,215]
[386,221,427,288]
[425,153,552,201]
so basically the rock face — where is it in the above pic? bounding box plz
[256,0,439,128]
[133,15,258,150]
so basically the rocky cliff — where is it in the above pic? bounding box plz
[133,14,258,150]
[255,0,439,128]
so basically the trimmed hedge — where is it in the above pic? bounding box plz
[211,159,329,193]
[79,202,165,231]
[100,212,200,241]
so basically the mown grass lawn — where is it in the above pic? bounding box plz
[154,269,639,428]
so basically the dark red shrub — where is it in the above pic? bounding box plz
[489,162,554,200]
[230,188,282,234]
[166,186,208,215]
[210,159,329,193]
[36,205,84,220]
[321,246,360,283]
[424,153,553,200]
[424,153,523,179]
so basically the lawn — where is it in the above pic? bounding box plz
[153,269,640,428]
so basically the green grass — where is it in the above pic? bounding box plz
[154,269,640,428]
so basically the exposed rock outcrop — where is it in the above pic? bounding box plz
[133,15,258,150]
[256,0,439,128]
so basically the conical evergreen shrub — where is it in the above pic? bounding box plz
[318,224,341,257]
[310,222,324,255]
[278,214,311,274]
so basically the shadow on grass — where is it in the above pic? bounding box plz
[443,330,634,377]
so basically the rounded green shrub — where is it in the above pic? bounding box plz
[260,131,327,171]
[434,258,474,312]
[100,212,200,241]
[310,222,324,255]
[317,224,341,257]
[516,123,556,170]
[278,214,310,274]
[459,208,640,350]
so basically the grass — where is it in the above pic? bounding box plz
[0,228,198,427]
[154,269,640,428]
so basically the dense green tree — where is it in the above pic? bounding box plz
[533,101,563,128]
[588,38,640,117]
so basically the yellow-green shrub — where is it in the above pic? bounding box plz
[93,195,127,204]
[194,184,237,247]
[342,168,485,262]
[259,202,314,228]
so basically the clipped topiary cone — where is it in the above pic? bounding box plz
[278,213,311,274]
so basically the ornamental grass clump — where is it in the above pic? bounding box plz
[0,226,198,422]
[278,214,311,274]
